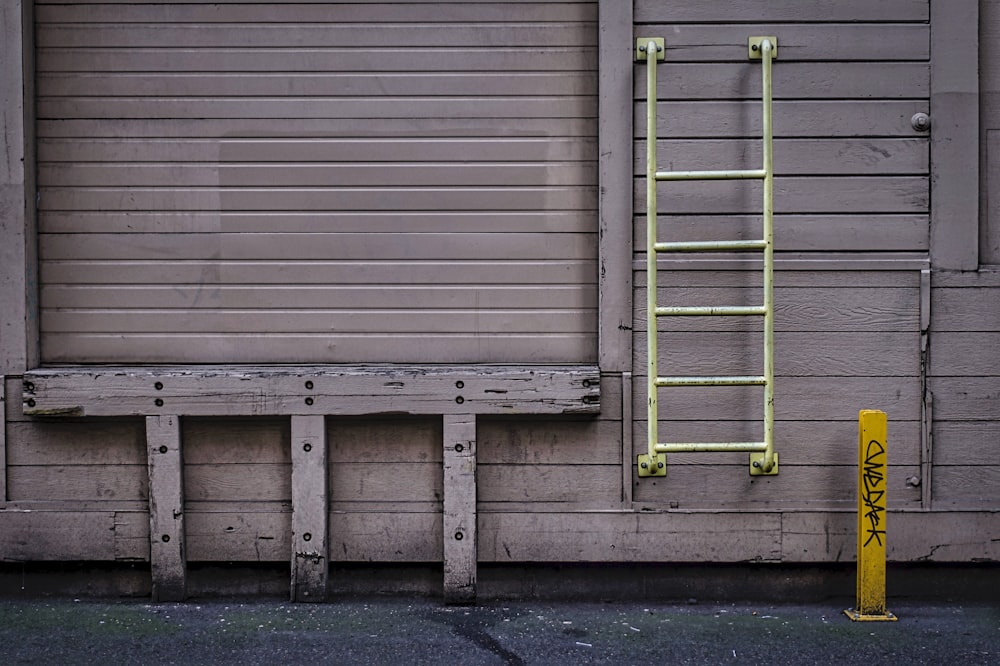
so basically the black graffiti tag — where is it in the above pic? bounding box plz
[862,438,886,547]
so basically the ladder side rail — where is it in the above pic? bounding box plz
[644,39,661,471]
[759,38,777,474]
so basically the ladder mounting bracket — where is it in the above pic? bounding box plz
[749,452,779,476]
[637,453,666,477]
[636,37,665,62]
[748,36,778,60]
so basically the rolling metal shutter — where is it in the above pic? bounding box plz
[36,1,598,363]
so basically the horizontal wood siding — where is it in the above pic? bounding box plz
[8,0,1000,578]
[35,1,598,363]
[919,3,999,511]
[633,4,930,253]
[631,266,922,511]
[928,271,1000,509]
[6,418,148,503]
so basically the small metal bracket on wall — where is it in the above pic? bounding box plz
[635,37,664,61]
[748,36,778,60]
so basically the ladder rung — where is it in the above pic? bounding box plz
[656,375,767,387]
[654,239,767,252]
[656,169,767,181]
[656,305,767,317]
[655,442,768,453]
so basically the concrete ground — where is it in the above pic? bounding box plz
[0,597,997,665]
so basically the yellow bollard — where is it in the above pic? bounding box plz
[845,410,897,621]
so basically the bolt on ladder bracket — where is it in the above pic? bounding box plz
[750,452,779,476]
[635,37,665,61]
[637,453,666,478]
[748,36,778,60]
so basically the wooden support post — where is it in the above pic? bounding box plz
[443,414,477,604]
[145,415,186,601]
[291,415,328,602]
[1,1,34,375]
[1,377,6,505]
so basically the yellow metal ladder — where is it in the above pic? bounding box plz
[636,36,779,478]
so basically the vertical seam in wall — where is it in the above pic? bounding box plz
[621,371,633,508]
[919,269,933,510]
[0,376,6,505]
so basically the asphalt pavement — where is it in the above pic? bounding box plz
[0,596,997,665]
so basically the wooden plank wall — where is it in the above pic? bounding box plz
[33,0,598,364]
[922,1,1000,510]
[3,376,150,561]
[3,0,1000,597]
[632,1,930,252]
[631,271,923,510]
[928,251,1000,507]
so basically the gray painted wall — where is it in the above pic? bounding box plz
[1,0,998,598]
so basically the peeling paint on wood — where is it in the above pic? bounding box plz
[290,415,328,602]
[443,414,477,603]
[145,415,186,601]
[22,366,600,417]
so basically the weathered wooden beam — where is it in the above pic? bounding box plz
[1,376,6,505]
[290,415,328,602]
[3,507,997,565]
[442,414,477,604]
[0,510,121,560]
[186,510,289,562]
[22,365,600,418]
[478,511,783,562]
[0,1,36,374]
[782,511,1000,562]
[597,0,632,373]
[145,415,186,601]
